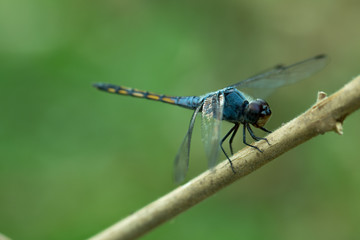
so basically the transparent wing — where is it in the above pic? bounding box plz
[201,92,225,169]
[229,54,328,97]
[174,105,202,183]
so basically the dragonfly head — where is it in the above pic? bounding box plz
[245,99,272,127]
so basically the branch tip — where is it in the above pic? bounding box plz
[0,232,12,240]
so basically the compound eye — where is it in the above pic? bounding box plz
[254,99,271,127]
[248,102,261,115]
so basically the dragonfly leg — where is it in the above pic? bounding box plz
[260,126,272,133]
[247,125,271,146]
[229,123,240,155]
[220,124,238,174]
[246,124,270,145]
[243,124,263,153]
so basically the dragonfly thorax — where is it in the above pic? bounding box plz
[244,99,272,128]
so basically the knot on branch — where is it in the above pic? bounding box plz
[317,91,327,102]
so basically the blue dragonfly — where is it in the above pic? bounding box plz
[93,54,327,183]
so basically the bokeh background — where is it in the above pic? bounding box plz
[1,0,360,239]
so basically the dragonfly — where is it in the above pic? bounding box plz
[93,54,327,183]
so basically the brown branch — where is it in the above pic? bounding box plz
[89,76,360,240]
[0,232,12,240]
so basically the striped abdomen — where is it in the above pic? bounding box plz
[93,83,200,110]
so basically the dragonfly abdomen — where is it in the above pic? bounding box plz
[93,83,200,110]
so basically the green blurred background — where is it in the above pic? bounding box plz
[1,0,360,239]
